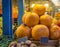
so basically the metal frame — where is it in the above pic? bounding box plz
[2,0,24,37]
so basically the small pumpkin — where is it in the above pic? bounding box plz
[12,6,18,18]
[50,25,60,40]
[33,4,46,16]
[40,14,53,27]
[15,24,31,38]
[53,18,60,27]
[22,12,39,27]
[54,12,60,18]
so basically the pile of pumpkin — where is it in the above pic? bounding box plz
[15,4,60,41]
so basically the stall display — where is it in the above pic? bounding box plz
[0,0,60,47]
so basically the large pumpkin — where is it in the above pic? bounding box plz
[33,4,46,16]
[40,14,53,27]
[50,25,60,40]
[15,24,31,38]
[32,25,49,40]
[22,12,39,27]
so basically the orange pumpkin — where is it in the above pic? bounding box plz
[22,12,39,27]
[52,18,58,25]
[50,25,60,40]
[53,18,60,27]
[54,12,60,18]
[40,14,53,27]
[53,12,60,27]
[32,25,49,40]
[15,24,31,38]
[33,4,46,16]
[12,6,18,18]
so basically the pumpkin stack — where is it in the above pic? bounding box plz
[15,4,60,41]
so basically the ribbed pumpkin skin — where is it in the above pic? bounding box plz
[40,14,53,27]
[33,4,46,16]
[15,24,31,38]
[50,25,60,40]
[32,25,49,40]
[22,12,39,27]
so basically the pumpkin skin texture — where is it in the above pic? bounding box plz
[50,25,60,40]
[15,24,31,38]
[32,25,49,40]
[40,14,53,27]
[33,4,46,16]
[22,12,39,27]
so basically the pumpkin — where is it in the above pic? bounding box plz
[40,14,53,27]
[54,12,60,18]
[50,25,60,40]
[15,24,31,38]
[32,25,49,40]
[12,6,18,18]
[53,18,60,27]
[52,18,58,25]
[33,4,46,16]
[22,12,39,27]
